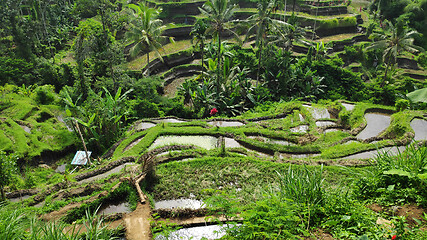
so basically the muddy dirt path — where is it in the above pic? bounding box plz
[124,202,152,240]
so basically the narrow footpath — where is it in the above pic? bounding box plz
[124,202,152,240]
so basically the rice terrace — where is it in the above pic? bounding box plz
[1,0,427,239]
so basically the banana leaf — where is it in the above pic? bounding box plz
[407,87,427,103]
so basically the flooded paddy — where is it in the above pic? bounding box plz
[248,136,295,146]
[309,107,331,120]
[154,199,204,210]
[135,122,156,131]
[148,136,218,150]
[357,113,390,140]
[98,202,131,215]
[224,137,242,148]
[20,125,31,133]
[316,121,336,127]
[9,195,31,203]
[410,118,427,141]
[55,164,67,173]
[79,163,136,183]
[342,103,355,111]
[207,121,245,127]
[155,118,186,123]
[155,224,235,240]
[280,153,321,159]
[291,125,309,133]
[341,146,406,160]
[124,137,144,152]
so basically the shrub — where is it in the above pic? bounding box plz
[395,99,410,112]
[33,85,57,105]
[354,143,427,206]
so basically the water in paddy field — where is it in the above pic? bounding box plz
[224,137,242,148]
[357,113,391,140]
[155,224,238,240]
[316,121,337,127]
[154,199,204,210]
[410,119,427,141]
[135,122,156,131]
[309,107,331,120]
[20,125,31,133]
[55,164,67,173]
[98,202,131,215]
[291,125,309,133]
[341,146,406,160]
[9,195,31,203]
[324,129,341,133]
[280,153,321,159]
[79,163,136,183]
[207,121,245,127]
[342,103,355,111]
[124,137,144,152]
[248,136,295,146]
[148,136,218,150]
[155,118,186,123]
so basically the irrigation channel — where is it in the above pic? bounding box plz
[7,104,427,240]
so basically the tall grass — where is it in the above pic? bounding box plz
[0,203,118,240]
[374,142,427,177]
[276,165,325,230]
[276,165,325,207]
[0,205,28,240]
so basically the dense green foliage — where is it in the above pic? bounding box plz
[0,0,426,238]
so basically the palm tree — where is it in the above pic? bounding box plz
[271,15,309,53]
[199,0,240,93]
[126,2,167,75]
[366,21,424,87]
[244,0,289,83]
[190,19,209,72]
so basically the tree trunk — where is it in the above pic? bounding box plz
[74,120,91,165]
[135,174,147,203]
[217,31,222,95]
[292,0,296,14]
[0,187,5,201]
[256,38,264,87]
[146,53,150,76]
[201,41,204,72]
[381,63,390,87]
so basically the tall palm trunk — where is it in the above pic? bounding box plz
[381,62,391,87]
[292,0,296,14]
[201,41,205,72]
[217,31,222,94]
[256,36,264,87]
[146,52,150,76]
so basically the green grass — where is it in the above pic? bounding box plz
[151,156,366,203]
[126,40,193,70]
[0,86,76,159]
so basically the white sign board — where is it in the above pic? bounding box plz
[71,151,91,165]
